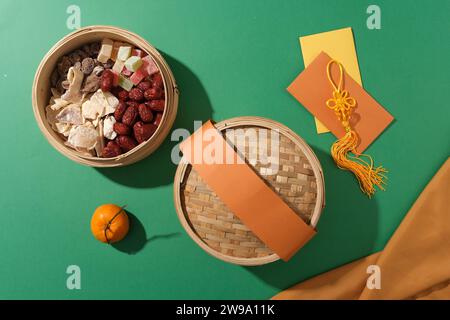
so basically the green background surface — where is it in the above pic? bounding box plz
[0,0,449,299]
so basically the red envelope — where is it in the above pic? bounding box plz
[288,51,394,152]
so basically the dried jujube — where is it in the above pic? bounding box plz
[114,102,127,122]
[146,100,165,112]
[137,81,152,91]
[151,73,164,89]
[117,90,129,101]
[144,87,163,100]
[122,105,138,126]
[133,121,157,144]
[101,70,114,92]
[126,101,139,108]
[101,141,122,158]
[129,88,144,102]
[138,103,154,123]
[113,122,131,136]
[116,135,138,152]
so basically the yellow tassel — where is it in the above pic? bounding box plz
[331,129,387,198]
[326,60,387,197]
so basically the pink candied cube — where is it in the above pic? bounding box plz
[142,55,159,76]
[132,49,145,58]
[121,67,133,77]
[130,66,148,85]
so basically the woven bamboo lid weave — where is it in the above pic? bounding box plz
[174,117,325,266]
[32,26,178,167]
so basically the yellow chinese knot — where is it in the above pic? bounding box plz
[326,59,387,197]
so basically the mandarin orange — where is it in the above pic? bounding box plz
[90,204,129,243]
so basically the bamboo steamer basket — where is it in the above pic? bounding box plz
[32,26,178,167]
[174,117,325,266]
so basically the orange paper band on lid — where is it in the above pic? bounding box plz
[179,121,316,261]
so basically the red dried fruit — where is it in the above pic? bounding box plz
[129,88,144,102]
[116,135,138,152]
[126,101,139,108]
[153,113,163,126]
[146,99,165,112]
[144,87,163,100]
[138,103,154,123]
[137,81,152,91]
[101,141,122,158]
[151,72,164,89]
[101,148,116,158]
[117,90,129,101]
[122,105,139,126]
[133,121,157,144]
[114,102,127,122]
[101,70,114,92]
[113,122,131,135]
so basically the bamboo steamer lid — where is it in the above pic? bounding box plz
[174,117,325,266]
[32,26,179,167]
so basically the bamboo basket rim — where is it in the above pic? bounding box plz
[32,25,179,167]
[174,116,325,266]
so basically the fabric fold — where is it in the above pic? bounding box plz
[273,158,450,300]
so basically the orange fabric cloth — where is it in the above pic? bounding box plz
[273,158,450,300]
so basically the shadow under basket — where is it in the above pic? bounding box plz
[174,117,325,266]
[32,25,179,167]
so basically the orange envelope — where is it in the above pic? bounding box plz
[288,51,394,152]
[299,27,363,134]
